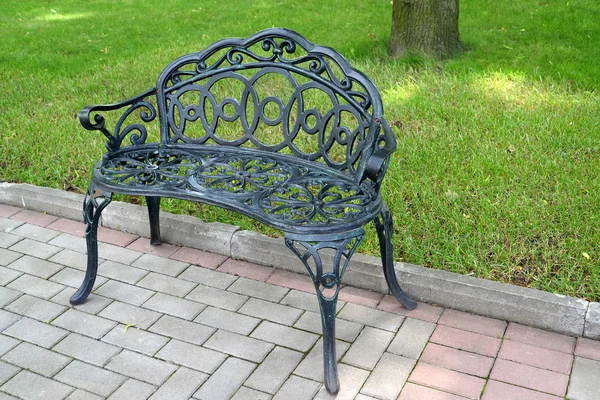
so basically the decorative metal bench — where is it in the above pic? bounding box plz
[71,28,416,394]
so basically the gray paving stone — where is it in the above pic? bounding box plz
[7,274,64,300]
[195,306,260,335]
[387,317,436,359]
[186,284,248,311]
[155,339,227,374]
[204,329,274,363]
[231,387,272,400]
[567,356,600,400]
[9,238,61,259]
[0,335,19,357]
[251,321,318,352]
[0,267,21,286]
[148,367,207,400]
[55,360,127,397]
[51,289,112,315]
[0,288,21,309]
[313,363,370,400]
[137,272,197,297]
[338,303,404,332]
[66,389,103,400]
[294,311,363,342]
[179,265,238,289]
[52,309,117,339]
[99,300,162,329]
[94,280,155,306]
[1,342,71,377]
[102,325,169,356]
[60,269,99,294]
[0,310,20,332]
[194,357,256,400]
[245,346,304,394]
[131,253,188,277]
[52,333,121,367]
[6,255,63,279]
[149,315,215,346]
[228,277,289,302]
[49,267,107,290]
[1,370,74,400]
[342,327,394,370]
[11,224,60,243]
[48,234,87,254]
[107,378,157,400]
[143,292,205,320]
[0,249,21,267]
[3,317,68,348]
[361,353,415,399]
[0,391,19,400]
[238,298,303,326]
[98,242,143,265]
[98,260,149,284]
[0,219,23,232]
[272,375,320,400]
[280,289,324,313]
[48,249,90,271]
[4,294,66,323]
[0,232,22,249]
[355,395,378,400]
[106,349,177,386]
[294,338,350,382]
[0,360,19,386]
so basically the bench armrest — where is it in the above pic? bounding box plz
[80,88,157,152]
[365,119,397,190]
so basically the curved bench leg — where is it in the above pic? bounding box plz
[70,185,112,305]
[375,204,417,310]
[146,196,161,245]
[285,229,364,395]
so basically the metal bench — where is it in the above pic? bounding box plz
[71,28,416,394]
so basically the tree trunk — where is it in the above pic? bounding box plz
[390,0,464,59]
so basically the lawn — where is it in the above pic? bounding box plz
[1,0,599,301]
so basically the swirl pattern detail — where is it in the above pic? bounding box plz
[259,180,374,225]
[99,150,199,188]
[160,35,376,175]
[191,154,292,194]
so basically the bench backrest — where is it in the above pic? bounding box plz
[155,28,386,181]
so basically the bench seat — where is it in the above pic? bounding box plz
[94,144,381,234]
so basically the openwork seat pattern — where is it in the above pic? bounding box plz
[95,145,381,233]
[73,28,416,394]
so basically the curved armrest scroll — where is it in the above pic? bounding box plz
[79,88,157,152]
[365,119,397,188]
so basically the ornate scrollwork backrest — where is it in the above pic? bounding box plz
[155,28,387,181]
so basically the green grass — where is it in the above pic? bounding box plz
[1,0,599,300]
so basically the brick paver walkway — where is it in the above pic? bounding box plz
[0,203,599,400]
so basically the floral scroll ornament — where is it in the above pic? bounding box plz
[192,155,292,194]
[100,150,199,188]
[261,179,374,225]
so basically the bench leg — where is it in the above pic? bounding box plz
[374,204,417,310]
[70,185,112,305]
[146,196,161,245]
[285,229,364,395]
